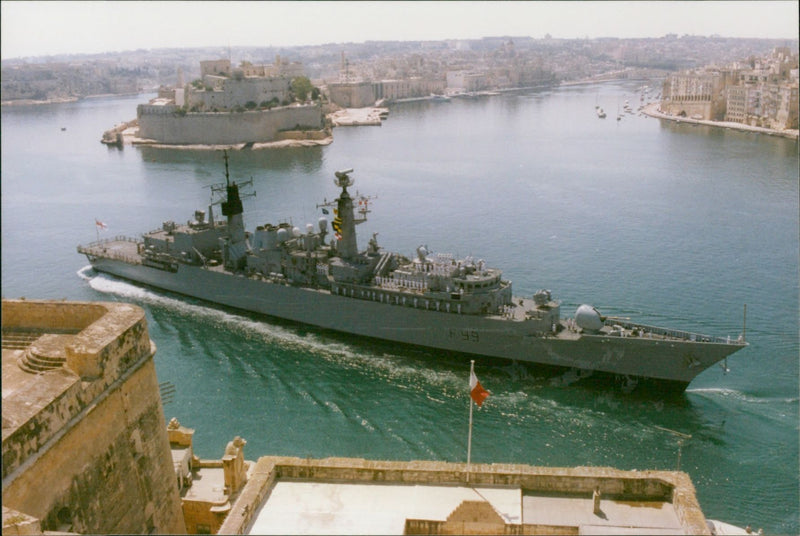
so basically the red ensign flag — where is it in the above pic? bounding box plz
[469,369,490,407]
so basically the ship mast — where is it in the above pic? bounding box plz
[331,169,362,259]
[211,150,253,269]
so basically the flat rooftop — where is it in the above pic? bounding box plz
[249,480,683,535]
[219,456,711,535]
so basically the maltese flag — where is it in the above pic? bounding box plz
[469,368,490,407]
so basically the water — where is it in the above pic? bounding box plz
[2,83,797,533]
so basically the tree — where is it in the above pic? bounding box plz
[291,76,313,102]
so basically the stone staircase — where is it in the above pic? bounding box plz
[3,330,77,374]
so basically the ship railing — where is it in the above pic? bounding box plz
[80,235,142,249]
[77,236,143,265]
[604,318,744,345]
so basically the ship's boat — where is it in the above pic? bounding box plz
[78,153,747,392]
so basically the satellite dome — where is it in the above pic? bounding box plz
[318,217,328,233]
[575,304,606,331]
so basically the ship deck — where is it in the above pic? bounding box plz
[78,237,747,349]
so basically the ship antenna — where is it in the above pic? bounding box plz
[223,150,231,186]
[742,303,747,343]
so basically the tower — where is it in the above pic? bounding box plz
[333,169,358,259]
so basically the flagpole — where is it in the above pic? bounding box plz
[467,359,474,483]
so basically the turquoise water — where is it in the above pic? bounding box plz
[2,83,798,533]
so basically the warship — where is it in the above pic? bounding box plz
[78,154,747,392]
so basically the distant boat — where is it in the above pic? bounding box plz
[61,127,66,131]
[596,108,606,118]
[430,94,451,102]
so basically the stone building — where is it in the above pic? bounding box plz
[327,81,379,108]
[446,70,489,93]
[660,71,728,120]
[1,299,186,534]
[200,59,232,78]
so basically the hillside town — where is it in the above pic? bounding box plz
[2,35,797,141]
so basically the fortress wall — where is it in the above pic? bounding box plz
[138,105,322,145]
[3,301,151,479]
[3,360,185,534]
[2,300,107,332]
[2,300,185,534]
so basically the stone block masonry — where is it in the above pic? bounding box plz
[137,104,324,145]
[2,300,186,534]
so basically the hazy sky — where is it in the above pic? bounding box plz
[2,1,798,60]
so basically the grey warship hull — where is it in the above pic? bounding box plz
[78,159,746,391]
[81,242,742,389]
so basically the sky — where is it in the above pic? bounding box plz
[1,1,798,60]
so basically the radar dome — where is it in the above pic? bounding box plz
[318,217,328,233]
[292,226,302,237]
[575,305,606,331]
[276,228,288,243]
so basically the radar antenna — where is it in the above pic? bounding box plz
[334,168,354,189]
[209,150,255,205]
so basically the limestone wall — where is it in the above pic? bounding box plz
[137,105,323,145]
[2,300,185,534]
[2,300,106,332]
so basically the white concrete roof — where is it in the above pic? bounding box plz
[248,481,521,535]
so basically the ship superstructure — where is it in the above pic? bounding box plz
[78,154,747,392]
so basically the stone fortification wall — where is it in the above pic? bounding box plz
[327,82,378,108]
[137,104,323,145]
[2,300,185,534]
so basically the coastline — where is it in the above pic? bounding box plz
[130,136,333,150]
[641,102,799,140]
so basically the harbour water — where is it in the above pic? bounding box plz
[2,81,798,533]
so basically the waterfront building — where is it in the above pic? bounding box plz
[663,47,799,129]
[446,70,489,93]
[660,70,727,120]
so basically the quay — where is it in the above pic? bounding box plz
[642,102,799,140]
[328,106,388,126]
